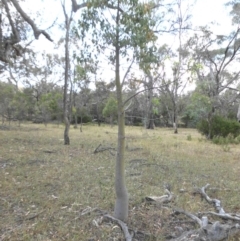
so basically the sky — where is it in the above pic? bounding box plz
[19,0,236,89]
[192,0,234,34]
[27,0,234,51]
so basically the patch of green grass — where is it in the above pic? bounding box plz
[0,124,239,240]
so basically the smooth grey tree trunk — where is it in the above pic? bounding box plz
[62,3,72,145]
[113,2,129,222]
[237,102,240,122]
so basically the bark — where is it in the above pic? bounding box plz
[62,3,72,145]
[146,79,154,129]
[237,102,240,122]
[173,110,178,134]
[61,0,87,144]
[113,1,129,222]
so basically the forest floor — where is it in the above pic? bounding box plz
[0,123,240,241]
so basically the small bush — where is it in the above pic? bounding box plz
[187,134,192,141]
[197,115,240,139]
[235,135,240,143]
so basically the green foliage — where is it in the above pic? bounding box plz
[102,96,118,118]
[182,92,212,127]
[197,115,240,139]
[77,0,157,65]
[37,92,62,122]
[212,133,240,145]
[152,97,160,115]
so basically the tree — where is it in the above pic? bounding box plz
[0,81,15,124]
[157,0,193,133]
[91,80,113,126]
[189,26,240,137]
[0,0,52,64]
[79,0,157,221]
[61,0,73,145]
[102,96,118,127]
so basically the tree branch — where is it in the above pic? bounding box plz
[10,0,53,42]
[3,0,20,44]
[71,0,87,12]
[123,83,170,106]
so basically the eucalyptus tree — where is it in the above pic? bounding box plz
[228,0,240,25]
[188,26,240,136]
[102,96,118,127]
[91,80,113,126]
[0,81,16,124]
[60,0,74,144]
[0,0,52,64]
[78,0,157,221]
[155,0,193,133]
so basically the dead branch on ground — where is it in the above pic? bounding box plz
[93,144,116,156]
[170,184,240,241]
[103,214,133,241]
[145,188,174,204]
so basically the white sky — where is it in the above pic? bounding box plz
[192,0,234,34]
[28,0,235,50]
[19,0,237,89]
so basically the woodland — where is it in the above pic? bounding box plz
[0,0,240,240]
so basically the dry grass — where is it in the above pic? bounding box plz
[0,123,239,240]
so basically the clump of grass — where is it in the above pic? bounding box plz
[212,133,240,145]
[187,134,192,141]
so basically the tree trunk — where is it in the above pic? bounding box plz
[237,102,240,122]
[80,116,82,132]
[146,76,154,129]
[114,2,128,222]
[74,114,77,129]
[110,115,113,127]
[173,110,178,134]
[62,4,72,145]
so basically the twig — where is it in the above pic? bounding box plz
[103,214,133,241]
[173,208,204,227]
[93,144,116,154]
[25,210,45,220]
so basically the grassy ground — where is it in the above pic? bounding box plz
[0,123,239,240]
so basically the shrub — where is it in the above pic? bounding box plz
[187,134,192,141]
[197,115,240,139]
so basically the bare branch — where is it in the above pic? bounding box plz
[71,0,87,12]
[173,208,203,227]
[2,0,20,43]
[123,83,171,106]
[198,184,225,214]
[9,0,53,42]
[105,3,124,13]
[121,56,135,88]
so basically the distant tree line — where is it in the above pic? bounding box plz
[1,79,239,129]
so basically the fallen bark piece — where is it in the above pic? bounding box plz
[145,189,174,204]
[170,222,240,241]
